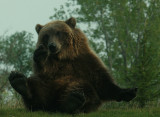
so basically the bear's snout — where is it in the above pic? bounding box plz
[48,43,57,53]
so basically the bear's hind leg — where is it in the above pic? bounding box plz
[97,79,137,102]
[8,71,28,97]
[116,88,137,102]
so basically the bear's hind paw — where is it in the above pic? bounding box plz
[117,88,137,102]
[8,71,28,97]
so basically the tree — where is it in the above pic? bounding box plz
[50,0,160,107]
[129,0,160,107]
[1,31,35,75]
[0,31,35,103]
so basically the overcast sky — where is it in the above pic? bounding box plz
[0,0,67,40]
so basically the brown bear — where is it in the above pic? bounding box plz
[9,17,137,113]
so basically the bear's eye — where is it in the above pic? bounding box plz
[55,31,61,36]
[43,34,49,39]
[42,34,49,45]
[56,31,68,39]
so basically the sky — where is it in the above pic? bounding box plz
[0,0,67,40]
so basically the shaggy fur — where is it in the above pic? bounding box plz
[9,17,137,113]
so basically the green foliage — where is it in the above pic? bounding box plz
[0,31,35,75]
[50,0,160,107]
[0,31,35,103]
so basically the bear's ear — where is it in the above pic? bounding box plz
[65,17,76,28]
[35,24,43,34]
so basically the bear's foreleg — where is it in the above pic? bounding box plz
[33,44,48,63]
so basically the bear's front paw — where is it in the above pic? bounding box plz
[8,71,28,96]
[33,45,47,63]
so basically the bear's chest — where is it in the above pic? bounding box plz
[43,62,74,78]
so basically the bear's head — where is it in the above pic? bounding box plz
[35,17,89,60]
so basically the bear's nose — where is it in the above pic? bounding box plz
[48,43,57,52]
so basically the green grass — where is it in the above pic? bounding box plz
[1,107,160,117]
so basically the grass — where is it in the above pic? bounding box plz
[1,107,160,117]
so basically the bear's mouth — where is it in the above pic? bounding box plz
[48,50,60,56]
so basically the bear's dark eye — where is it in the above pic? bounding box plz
[56,31,61,36]
[43,34,49,39]
[56,31,68,39]
[42,34,49,45]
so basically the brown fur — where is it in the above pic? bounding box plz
[9,17,137,113]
